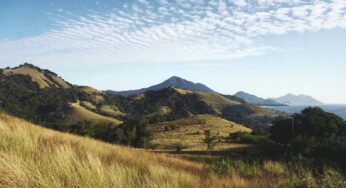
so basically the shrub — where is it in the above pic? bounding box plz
[235,132,269,144]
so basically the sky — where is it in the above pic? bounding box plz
[0,0,346,104]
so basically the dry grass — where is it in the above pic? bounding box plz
[99,105,126,117]
[80,101,97,111]
[65,102,122,125]
[0,112,247,188]
[3,65,70,89]
[174,88,240,114]
[151,115,251,150]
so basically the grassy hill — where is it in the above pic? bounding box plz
[151,115,251,150]
[0,112,246,187]
[3,63,71,89]
[65,102,123,125]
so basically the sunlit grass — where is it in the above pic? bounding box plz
[151,114,251,150]
[0,113,245,188]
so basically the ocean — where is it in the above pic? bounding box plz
[263,105,346,120]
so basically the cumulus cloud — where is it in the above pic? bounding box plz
[0,0,345,65]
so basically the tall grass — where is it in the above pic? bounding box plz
[207,159,346,187]
[0,113,245,188]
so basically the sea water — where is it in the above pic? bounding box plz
[264,105,346,120]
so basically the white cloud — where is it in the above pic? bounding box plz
[233,0,247,7]
[0,0,345,66]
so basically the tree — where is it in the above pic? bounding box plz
[122,117,152,148]
[133,118,152,148]
[204,129,217,155]
[271,107,345,145]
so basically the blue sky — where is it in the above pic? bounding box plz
[0,0,346,103]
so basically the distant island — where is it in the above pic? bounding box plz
[271,93,324,105]
[234,91,323,106]
[234,91,286,106]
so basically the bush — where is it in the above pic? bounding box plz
[234,132,269,144]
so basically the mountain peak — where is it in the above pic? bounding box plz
[164,76,185,84]
[168,75,181,80]
[107,76,215,96]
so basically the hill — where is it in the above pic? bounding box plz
[151,115,251,150]
[64,101,123,126]
[0,112,245,187]
[0,63,127,128]
[127,88,283,127]
[3,63,71,89]
[272,93,323,105]
[234,91,286,106]
[107,76,215,96]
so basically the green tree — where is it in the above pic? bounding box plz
[204,129,217,155]
[122,117,152,148]
[271,107,345,145]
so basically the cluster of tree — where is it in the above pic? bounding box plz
[229,130,270,145]
[0,73,78,127]
[269,107,346,171]
[61,117,152,148]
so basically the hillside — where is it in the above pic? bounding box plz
[3,63,71,89]
[234,91,285,106]
[151,115,251,150]
[0,112,244,187]
[0,63,127,129]
[107,76,215,96]
[64,102,123,125]
[127,88,283,126]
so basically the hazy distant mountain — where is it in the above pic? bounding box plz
[234,91,286,106]
[272,94,324,105]
[107,76,215,96]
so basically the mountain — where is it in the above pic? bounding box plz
[106,76,215,96]
[272,93,324,105]
[234,91,286,106]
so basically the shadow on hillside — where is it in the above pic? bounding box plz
[152,145,262,158]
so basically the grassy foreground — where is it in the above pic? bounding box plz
[0,113,245,188]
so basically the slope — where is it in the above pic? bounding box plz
[0,112,244,187]
[64,102,123,125]
[151,114,252,150]
[3,63,71,89]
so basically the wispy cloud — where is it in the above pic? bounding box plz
[0,0,345,65]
